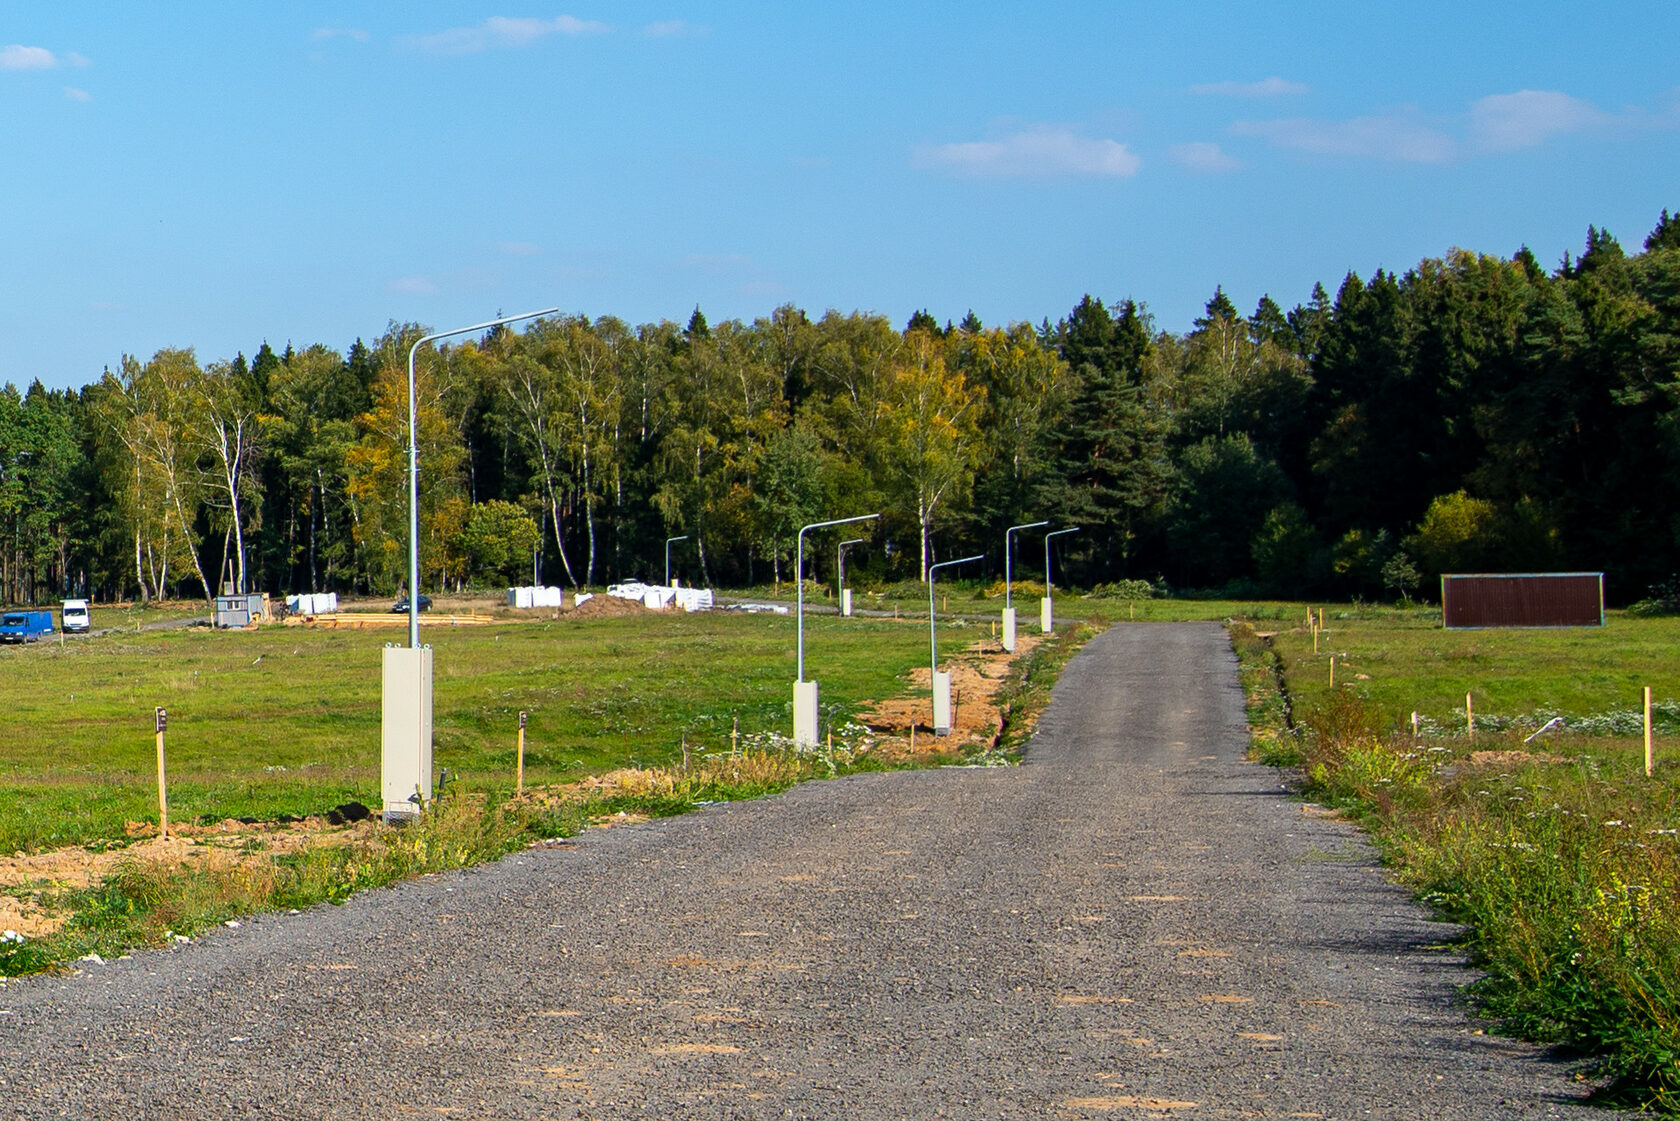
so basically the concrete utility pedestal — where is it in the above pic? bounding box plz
[382,645,434,822]
[793,680,820,747]
[1040,596,1053,634]
[1002,607,1017,653]
[932,670,953,735]
[841,589,853,617]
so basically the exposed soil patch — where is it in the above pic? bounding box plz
[857,633,1040,758]
[562,594,653,619]
[0,815,378,939]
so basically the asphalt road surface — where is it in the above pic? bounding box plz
[1,623,1591,1119]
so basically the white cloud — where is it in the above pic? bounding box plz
[1,45,59,71]
[65,52,90,68]
[496,241,543,257]
[1170,141,1242,173]
[1468,90,1606,152]
[918,125,1141,179]
[388,276,439,295]
[1231,88,1627,164]
[311,28,370,43]
[409,15,609,54]
[1232,109,1456,163]
[1191,76,1308,98]
[63,86,91,103]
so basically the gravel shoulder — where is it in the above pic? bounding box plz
[0,623,1590,1118]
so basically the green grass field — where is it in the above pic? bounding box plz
[1273,605,1680,737]
[0,609,944,853]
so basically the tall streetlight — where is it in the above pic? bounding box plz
[1002,520,1048,653]
[664,535,689,588]
[384,307,557,823]
[793,513,877,745]
[836,537,866,617]
[1041,526,1081,633]
[405,308,557,648]
[928,554,985,735]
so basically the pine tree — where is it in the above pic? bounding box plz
[1646,209,1680,252]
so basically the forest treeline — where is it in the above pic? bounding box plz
[2,211,1678,606]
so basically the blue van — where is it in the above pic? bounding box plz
[0,610,55,643]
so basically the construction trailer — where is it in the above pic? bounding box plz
[214,592,271,628]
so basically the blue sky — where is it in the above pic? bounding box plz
[3,3,1677,390]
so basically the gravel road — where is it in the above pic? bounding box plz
[0,623,1590,1118]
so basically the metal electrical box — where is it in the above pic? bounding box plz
[382,645,433,821]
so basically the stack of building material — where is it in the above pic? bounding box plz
[285,592,339,615]
[506,586,565,608]
[605,581,712,612]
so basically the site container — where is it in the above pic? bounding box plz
[1441,572,1604,628]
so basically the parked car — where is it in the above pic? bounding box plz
[0,610,56,643]
[61,598,90,633]
[391,594,433,613]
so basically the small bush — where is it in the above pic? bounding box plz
[1627,575,1680,617]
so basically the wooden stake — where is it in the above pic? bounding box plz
[731,716,740,759]
[1129,603,1134,621]
[1645,686,1654,778]
[1467,692,1474,740]
[1313,625,1318,654]
[516,711,527,793]
[154,707,169,840]
[682,734,691,774]
[910,723,916,752]
[1412,711,1420,740]
[1329,657,1335,688]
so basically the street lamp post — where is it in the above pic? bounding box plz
[1002,520,1048,653]
[793,513,878,745]
[664,535,689,587]
[1041,526,1081,634]
[836,537,865,617]
[385,307,557,822]
[929,553,985,735]
[405,308,557,648]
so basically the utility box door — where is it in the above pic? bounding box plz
[382,646,434,819]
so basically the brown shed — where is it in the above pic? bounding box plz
[1441,572,1604,629]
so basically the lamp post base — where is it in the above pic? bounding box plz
[1002,607,1017,652]
[793,680,819,747]
[932,671,953,735]
[381,645,433,822]
[1040,596,1053,634]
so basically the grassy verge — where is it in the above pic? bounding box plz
[1231,608,1680,1112]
